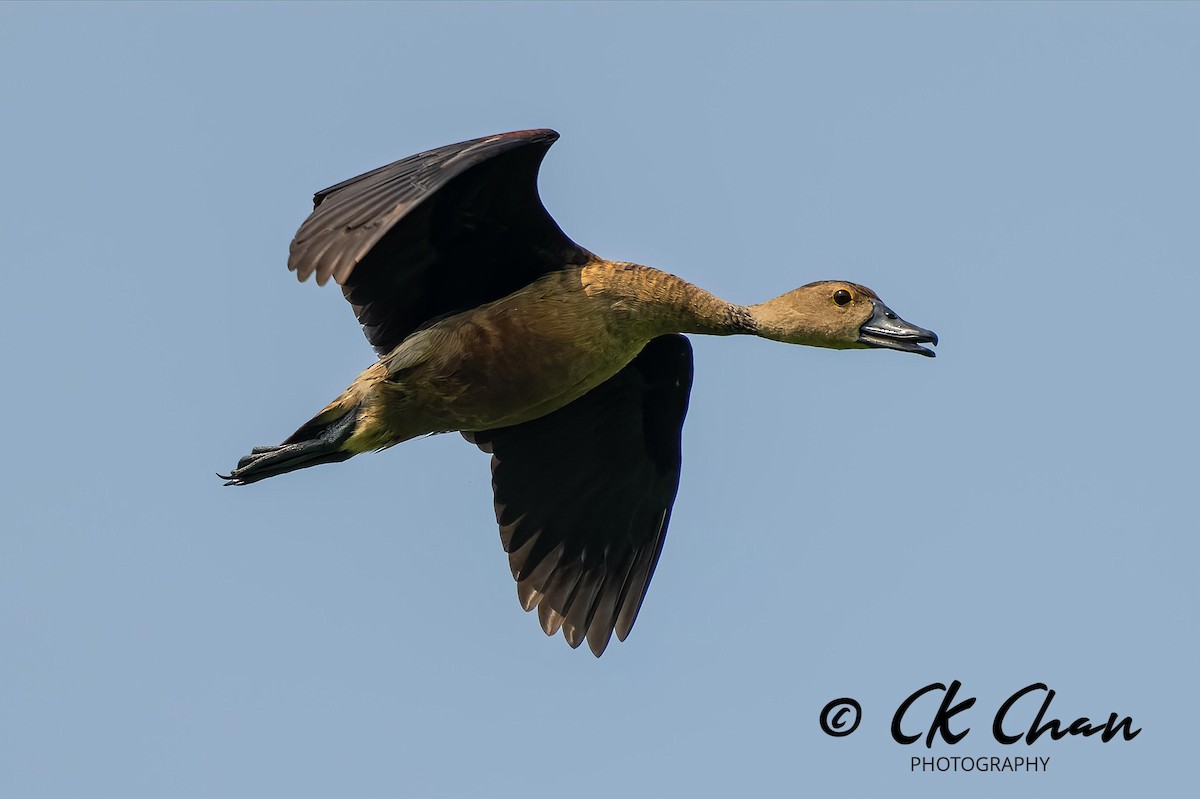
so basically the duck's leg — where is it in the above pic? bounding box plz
[220,410,358,486]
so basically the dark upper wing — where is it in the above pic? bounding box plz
[463,335,694,656]
[287,129,593,355]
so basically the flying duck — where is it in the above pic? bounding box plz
[222,129,937,656]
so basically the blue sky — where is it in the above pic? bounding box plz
[1,2,1195,796]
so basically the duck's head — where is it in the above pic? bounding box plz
[748,281,938,357]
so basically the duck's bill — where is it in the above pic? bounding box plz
[858,301,939,357]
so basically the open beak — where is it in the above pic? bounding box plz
[858,300,938,357]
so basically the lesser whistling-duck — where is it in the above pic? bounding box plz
[222,129,937,656]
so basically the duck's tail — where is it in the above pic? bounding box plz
[220,405,359,486]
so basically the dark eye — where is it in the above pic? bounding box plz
[833,289,853,306]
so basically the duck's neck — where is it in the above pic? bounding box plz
[583,262,758,337]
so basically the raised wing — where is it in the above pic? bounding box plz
[464,335,694,656]
[288,129,593,355]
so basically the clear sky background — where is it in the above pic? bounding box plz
[1,2,1195,796]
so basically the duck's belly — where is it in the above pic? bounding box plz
[382,288,648,433]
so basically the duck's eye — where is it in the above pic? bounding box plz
[833,289,853,306]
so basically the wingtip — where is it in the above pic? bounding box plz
[562,623,586,649]
[538,603,566,636]
[586,629,614,657]
[490,128,560,146]
[517,582,542,613]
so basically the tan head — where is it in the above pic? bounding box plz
[748,281,938,356]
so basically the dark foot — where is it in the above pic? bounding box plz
[220,413,357,486]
